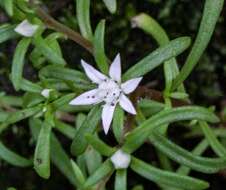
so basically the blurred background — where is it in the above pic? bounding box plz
[0,0,226,189]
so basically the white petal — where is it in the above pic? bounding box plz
[109,54,121,82]
[121,77,142,94]
[69,89,102,105]
[110,149,131,169]
[119,94,136,115]
[81,60,107,84]
[41,89,53,98]
[14,19,38,37]
[102,104,116,134]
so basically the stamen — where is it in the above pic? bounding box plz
[87,96,90,98]
[111,103,115,106]
[92,96,95,98]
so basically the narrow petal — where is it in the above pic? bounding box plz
[102,104,116,134]
[109,54,121,82]
[119,94,136,115]
[69,89,102,105]
[81,60,107,84]
[121,77,143,94]
[14,19,38,37]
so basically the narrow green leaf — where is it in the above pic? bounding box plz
[200,121,226,157]
[50,93,76,111]
[0,141,32,167]
[0,105,43,133]
[71,159,86,187]
[112,106,124,143]
[83,159,114,188]
[123,37,191,81]
[34,121,52,179]
[0,24,18,43]
[131,13,182,91]
[33,35,66,65]
[94,20,109,74]
[173,0,224,89]
[76,113,86,129]
[102,0,117,13]
[85,134,116,156]
[123,106,219,153]
[0,95,22,107]
[23,92,44,108]
[115,170,127,190]
[11,38,31,91]
[71,105,102,155]
[131,157,209,190]
[149,132,226,173]
[76,0,93,41]
[21,79,42,93]
[3,0,14,16]
[55,120,76,139]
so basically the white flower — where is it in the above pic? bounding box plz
[110,149,131,169]
[69,54,142,134]
[14,19,39,37]
[41,89,53,98]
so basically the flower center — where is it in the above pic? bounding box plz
[97,79,121,106]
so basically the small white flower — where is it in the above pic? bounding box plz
[14,19,39,37]
[110,149,131,169]
[69,54,142,134]
[41,89,53,98]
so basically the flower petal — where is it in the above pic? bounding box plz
[109,54,121,82]
[102,104,116,134]
[69,89,102,105]
[14,19,38,37]
[81,60,108,84]
[121,77,142,94]
[119,94,136,115]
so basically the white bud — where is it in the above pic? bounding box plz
[14,19,38,37]
[110,149,131,169]
[41,89,52,98]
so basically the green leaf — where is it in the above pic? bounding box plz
[94,20,109,74]
[102,0,117,14]
[39,65,93,90]
[3,0,14,16]
[76,0,93,41]
[85,147,102,175]
[0,105,43,133]
[123,106,219,153]
[50,93,76,111]
[33,34,66,65]
[34,121,52,179]
[131,157,209,190]
[21,79,43,93]
[83,159,114,188]
[11,38,31,91]
[0,141,32,167]
[173,0,224,89]
[131,13,183,91]
[85,134,116,156]
[71,105,102,155]
[138,99,165,116]
[54,120,76,139]
[200,121,226,157]
[170,92,189,99]
[123,37,191,81]
[23,92,44,108]
[71,159,86,187]
[112,106,125,143]
[0,24,18,43]
[115,170,127,190]
[149,132,226,173]
[29,118,79,187]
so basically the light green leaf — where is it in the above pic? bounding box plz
[115,170,127,190]
[123,106,219,153]
[131,157,209,190]
[0,141,32,167]
[0,24,18,43]
[123,37,191,81]
[102,0,117,14]
[71,105,102,155]
[94,20,109,74]
[112,106,124,143]
[76,0,93,41]
[71,159,86,187]
[11,38,31,91]
[173,0,224,89]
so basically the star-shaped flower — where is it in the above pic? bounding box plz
[69,54,142,134]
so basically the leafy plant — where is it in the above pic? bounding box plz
[0,0,225,189]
